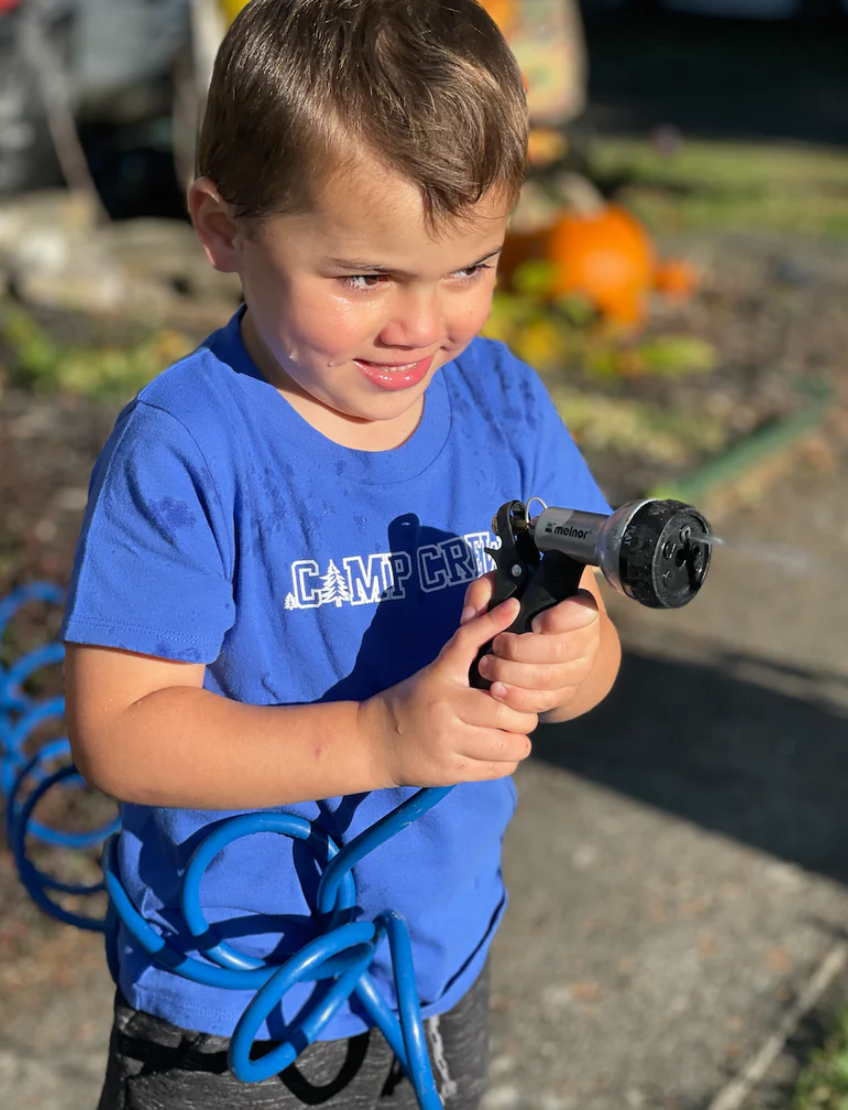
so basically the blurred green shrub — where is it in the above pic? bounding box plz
[483,261,717,380]
[0,302,192,399]
[792,1009,848,1110]
[481,260,724,465]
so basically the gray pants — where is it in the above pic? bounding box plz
[96,964,490,1110]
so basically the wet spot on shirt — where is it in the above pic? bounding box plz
[521,380,538,430]
[152,497,196,532]
[154,640,201,663]
[251,467,291,550]
[335,461,346,477]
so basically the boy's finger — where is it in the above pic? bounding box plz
[491,625,596,665]
[461,727,534,767]
[462,688,538,736]
[529,591,599,635]
[459,571,497,625]
[437,597,520,680]
[476,654,576,692]
[485,683,562,715]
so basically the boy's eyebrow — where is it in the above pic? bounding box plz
[323,246,504,276]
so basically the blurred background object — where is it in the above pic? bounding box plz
[0,0,592,209]
[0,0,189,208]
[479,0,589,164]
[0,0,76,195]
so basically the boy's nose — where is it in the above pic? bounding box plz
[378,288,445,350]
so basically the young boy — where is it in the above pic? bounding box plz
[62,1,622,1107]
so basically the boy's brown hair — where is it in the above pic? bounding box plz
[198,0,528,229]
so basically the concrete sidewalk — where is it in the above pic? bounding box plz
[485,432,848,1110]
[4,435,848,1110]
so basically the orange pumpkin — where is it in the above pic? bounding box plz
[544,204,655,329]
[653,259,699,300]
[478,0,519,36]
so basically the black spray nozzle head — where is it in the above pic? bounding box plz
[618,499,712,608]
[498,497,714,609]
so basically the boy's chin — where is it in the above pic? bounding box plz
[332,388,427,441]
[347,393,424,424]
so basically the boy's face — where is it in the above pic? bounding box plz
[206,159,511,449]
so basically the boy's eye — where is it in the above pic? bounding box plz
[337,262,494,293]
[454,263,493,281]
[340,274,387,291]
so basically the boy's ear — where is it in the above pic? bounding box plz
[188,177,243,274]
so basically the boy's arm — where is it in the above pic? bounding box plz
[64,598,538,810]
[64,644,380,809]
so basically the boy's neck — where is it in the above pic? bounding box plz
[239,311,425,452]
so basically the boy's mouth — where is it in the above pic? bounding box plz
[353,355,435,391]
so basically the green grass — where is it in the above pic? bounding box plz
[792,1009,848,1110]
[591,137,848,240]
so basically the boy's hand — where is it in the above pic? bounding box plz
[462,571,602,715]
[362,598,537,788]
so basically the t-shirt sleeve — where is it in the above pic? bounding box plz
[61,400,235,663]
[518,358,612,517]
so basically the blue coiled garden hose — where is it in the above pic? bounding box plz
[2,583,120,931]
[2,581,455,1109]
[103,788,453,1103]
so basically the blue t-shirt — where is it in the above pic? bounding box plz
[62,309,610,1040]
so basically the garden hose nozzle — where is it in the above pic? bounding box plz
[471,498,715,688]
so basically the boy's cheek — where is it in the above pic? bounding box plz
[466,290,499,338]
[292,296,377,343]
[274,310,376,365]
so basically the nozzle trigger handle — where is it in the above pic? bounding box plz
[469,551,586,690]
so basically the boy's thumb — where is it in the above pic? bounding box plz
[435,597,520,681]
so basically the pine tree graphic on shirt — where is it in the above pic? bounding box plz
[284,592,299,610]
[318,560,352,607]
